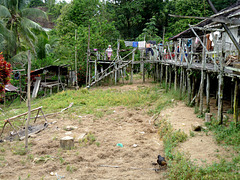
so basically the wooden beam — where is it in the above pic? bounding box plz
[192,26,224,32]
[211,16,240,25]
[169,14,206,20]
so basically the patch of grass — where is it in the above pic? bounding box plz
[12,145,27,156]
[0,147,5,153]
[206,122,240,151]
[59,157,65,164]
[79,132,96,146]
[95,142,100,147]
[189,130,195,137]
[66,165,77,173]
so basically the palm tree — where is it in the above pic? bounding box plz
[0,0,47,64]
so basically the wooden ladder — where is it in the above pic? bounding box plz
[87,48,136,88]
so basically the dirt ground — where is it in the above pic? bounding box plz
[0,81,235,179]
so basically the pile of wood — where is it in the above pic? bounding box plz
[225,55,238,66]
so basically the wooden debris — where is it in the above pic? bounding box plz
[60,136,74,150]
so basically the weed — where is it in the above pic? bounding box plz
[13,145,27,156]
[95,142,100,147]
[27,154,34,161]
[189,130,195,137]
[59,157,65,164]
[66,165,77,173]
[79,132,96,146]
[0,147,5,153]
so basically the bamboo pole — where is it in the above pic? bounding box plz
[25,51,31,150]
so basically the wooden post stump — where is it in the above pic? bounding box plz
[205,113,212,123]
[60,136,74,150]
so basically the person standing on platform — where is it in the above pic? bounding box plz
[106,45,113,60]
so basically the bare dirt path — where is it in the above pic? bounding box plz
[160,101,234,166]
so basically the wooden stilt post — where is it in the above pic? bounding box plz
[191,75,196,101]
[183,68,186,94]
[180,66,183,98]
[89,63,91,86]
[169,66,172,90]
[187,69,192,105]
[218,73,224,124]
[233,78,238,126]
[156,63,159,82]
[25,51,31,149]
[200,34,206,115]
[231,80,234,112]
[218,37,224,124]
[57,66,60,92]
[75,29,78,88]
[94,58,97,82]
[160,63,163,85]
[86,25,90,87]
[19,72,22,104]
[165,65,168,92]
[143,61,145,83]
[206,72,210,112]
[174,66,177,91]
[131,49,135,83]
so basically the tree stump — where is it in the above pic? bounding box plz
[60,136,74,150]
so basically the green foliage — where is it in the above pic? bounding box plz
[0,0,47,64]
[27,0,44,8]
[206,122,240,151]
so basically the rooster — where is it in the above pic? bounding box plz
[157,155,167,166]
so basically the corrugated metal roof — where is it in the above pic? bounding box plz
[169,2,240,40]
[5,84,18,92]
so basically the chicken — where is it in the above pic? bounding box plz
[157,155,167,166]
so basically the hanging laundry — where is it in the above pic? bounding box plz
[187,39,192,47]
[124,41,133,47]
[132,41,138,47]
[195,37,199,44]
[138,41,146,49]
[206,34,213,51]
